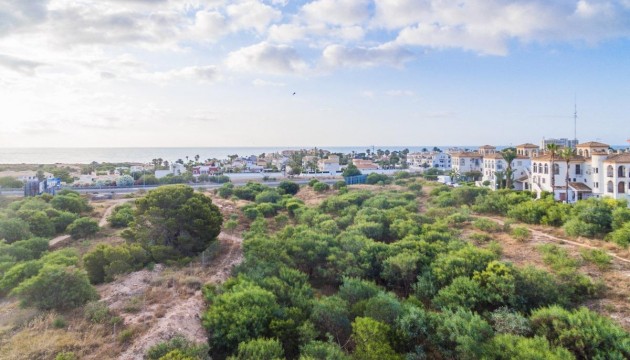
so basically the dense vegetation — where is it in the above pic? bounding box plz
[202,181,630,359]
[429,186,630,247]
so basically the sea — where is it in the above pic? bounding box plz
[0,145,627,164]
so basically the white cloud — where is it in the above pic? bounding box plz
[226,0,281,34]
[322,43,413,68]
[253,78,286,87]
[226,42,308,74]
[302,0,370,26]
[0,0,49,36]
[146,65,219,83]
[0,54,45,75]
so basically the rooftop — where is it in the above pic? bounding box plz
[576,141,610,148]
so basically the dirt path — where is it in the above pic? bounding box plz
[115,231,243,360]
[48,199,132,249]
[476,215,630,265]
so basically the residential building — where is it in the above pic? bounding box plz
[541,137,579,149]
[481,153,531,190]
[529,141,630,203]
[407,152,451,170]
[515,143,540,158]
[451,152,483,175]
[318,155,341,173]
[352,159,379,171]
[192,165,220,176]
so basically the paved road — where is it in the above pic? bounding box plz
[0,179,341,197]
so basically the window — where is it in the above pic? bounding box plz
[553,163,560,175]
[619,166,626,178]
[594,167,598,174]
[542,178,546,184]
[533,163,538,173]
[607,165,614,177]
[517,161,522,166]
[595,182,599,189]
[619,182,626,194]
[575,164,581,175]
[544,164,549,174]
[607,181,614,193]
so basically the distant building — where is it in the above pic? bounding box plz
[541,137,579,149]
[318,155,341,174]
[481,153,531,190]
[515,143,540,158]
[407,152,451,170]
[352,159,379,171]
[451,152,483,175]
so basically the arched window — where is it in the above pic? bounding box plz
[607,165,614,177]
[544,164,549,174]
[578,149,583,156]
[619,182,626,194]
[533,163,538,173]
[619,166,626,178]
[585,150,590,157]
[553,163,560,175]
[607,181,614,193]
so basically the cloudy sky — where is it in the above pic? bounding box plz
[1,0,629,147]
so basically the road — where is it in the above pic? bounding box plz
[0,178,341,197]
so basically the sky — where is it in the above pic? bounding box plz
[1,0,629,148]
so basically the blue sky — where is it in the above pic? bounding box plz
[1,0,629,147]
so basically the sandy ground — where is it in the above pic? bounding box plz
[99,231,243,360]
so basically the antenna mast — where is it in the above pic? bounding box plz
[573,95,577,144]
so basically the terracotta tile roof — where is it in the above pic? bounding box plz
[604,153,630,164]
[516,143,539,148]
[479,145,496,149]
[576,141,609,148]
[568,182,592,192]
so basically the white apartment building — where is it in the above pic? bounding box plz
[318,155,341,173]
[407,152,451,170]
[529,141,630,203]
[451,152,483,176]
[481,153,531,190]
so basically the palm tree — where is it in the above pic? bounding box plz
[546,143,559,199]
[560,147,574,202]
[501,148,517,189]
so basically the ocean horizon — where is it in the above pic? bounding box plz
[0,145,627,164]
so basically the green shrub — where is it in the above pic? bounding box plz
[232,338,284,360]
[313,182,330,193]
[225,219,238,232]
[67,217,99,239]
[579,248,612,270]
[11,265,97,310]
[0,218,32,243]
[255,190,282,204]
[118,328,134,344]
[608,222,630,248]
[472,218,502,233]
[308,179,319,187]
[55,352,78,360]
[469,232,493,243]
[530,306,630,359]
[108,203,134,227]
[50,194,90,214]
[256,203,277,217]
[243,207,261,220]
[84,301,111,323]
[333,181,347,190]
[146,335,210,360]
[52,316,67,328]
[278,181,300,195]
[511,226,531,242]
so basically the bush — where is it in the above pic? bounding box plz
[308,179,319,187]
[472,218,502,233]
[0,176,24,188]
[483,334,574,360]
[67,217,99,239]
[117,175,135,187]
[218,183,234,198]
[0,218,32,243]
[609,222,630,248]
[108,203,134,227]
[51,211,79,233]
[333,181,347,190]
[127,185,222,257]
[146,335,210,360]
[580,248,612,270]
[278,181,300,195]
[11,265,98,310]
[489,307,530,336]
[243,207,261,220]
[366,173,390,185]
[511,226,531,242]
[313,182,330,193]
[530,306,630,359]
[50,194,90,214]
[232,338,284,360]
[84,301,111,323]
[255,190,282,204]
[52,316,67,328]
